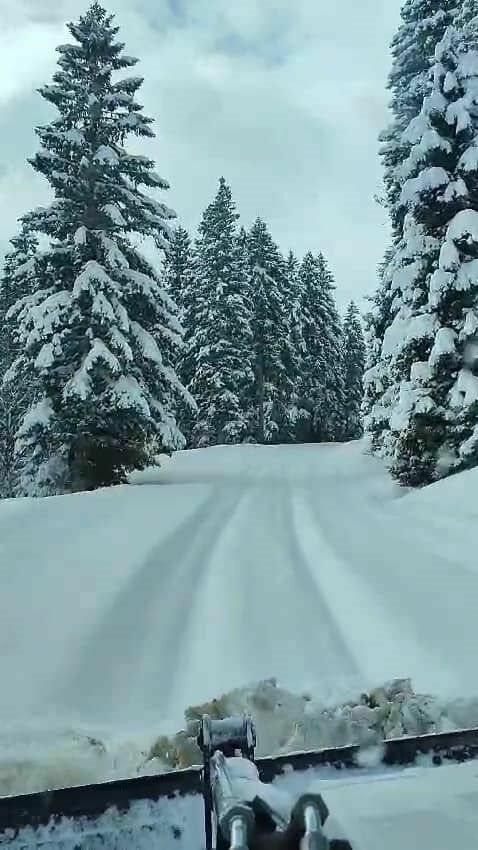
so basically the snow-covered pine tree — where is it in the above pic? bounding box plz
[186,178,253,447]
[163,225,197,444]
[0,228,38,497]
[9,3,189,495]
[342,301,366,440]
[299,252,345,442]
[380,0,457,226]
[246,219,294,443]
[389,14,478,484]
[284,250,306,440]
[164,225,194,322]
[362,250,398,454]
[365,1,456,456]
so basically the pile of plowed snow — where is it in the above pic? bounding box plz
[2,678,478,796]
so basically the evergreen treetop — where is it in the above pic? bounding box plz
[186,178,253,446]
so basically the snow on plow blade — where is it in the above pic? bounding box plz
[1,725,478,848]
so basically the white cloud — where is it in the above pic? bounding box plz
[0,23,62,106]
[0,0,401,310]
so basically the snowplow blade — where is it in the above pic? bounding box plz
[1,726,478,846]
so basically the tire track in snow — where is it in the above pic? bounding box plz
[167,485,294,703]
[143,486,248,727]
[295,490,462,696]
[53,487,244,725]
[172,485,362,707]
[280,488,363,698]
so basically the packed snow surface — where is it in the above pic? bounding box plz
[1,442,478,795]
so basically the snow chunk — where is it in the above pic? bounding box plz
[390,381,434,431]
[410,361,432,384]
[63,128,84,146]
[452,369,478,408]
[439,240,460,272]
[429,269,454,307]
[94,145,119,165]
[457,258,478,291]
[102,204,127,227]
[400,166,450,207]
[398,131,452,182]
[18,398,53,435]
[391,259,423,294]
[443,70,458,94]
[64,368,91,402]
[84,339,120,375]
[447,99,472,133]
[112,375,150,417]
[74,226,87,246]
[110,327,133,361]
[402,95,446,143]
[92,291,116,324]
[458,144,478,173]
[443,178,468,203]
[73,261,113,297]
[447,209,478,245]
[459,50,478,80]
[460,424,478,458]
[27,291,69,346]
[383,312,437,359]
[131,322,162,364]
[101,235,129,269]
[429,327,457,367]
[64,340,121,401]
[110,297,130,333]
[35,342,55,370]
[463,311,478,339]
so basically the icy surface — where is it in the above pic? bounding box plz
[1,443,478,797]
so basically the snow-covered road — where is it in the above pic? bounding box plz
[1,442,478,745]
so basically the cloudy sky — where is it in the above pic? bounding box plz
[1,0,402,310]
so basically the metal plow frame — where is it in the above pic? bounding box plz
[1,727,478,838]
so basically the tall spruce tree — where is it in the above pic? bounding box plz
[0,228,38,496]
[10,3,189,495]
[185,178,253,447]
[284,250,306,439]
[343,301,366,440]
[362,250,397,454]
[365,0,456,455]
[389,14,478,483]
[164,225,197,443]
[247,219,294,443]
[299,252,345,442]
[380,0,457,226]
[164,225,194,322]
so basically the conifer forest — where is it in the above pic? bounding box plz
[1,1,478,496]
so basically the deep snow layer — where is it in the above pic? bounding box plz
[1,442,478,794]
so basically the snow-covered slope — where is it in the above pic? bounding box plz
[1,442,477,794]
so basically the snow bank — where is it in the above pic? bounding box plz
[396,461,478,517]
[149,677,478,769]
[2,678,478,798]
